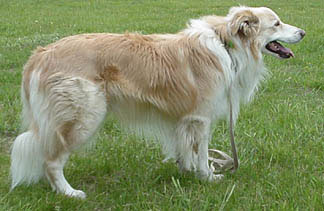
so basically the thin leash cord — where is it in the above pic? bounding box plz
[229,86,239,171]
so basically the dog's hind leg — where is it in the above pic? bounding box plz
[175,116,223,181]
[42,76,107,198]
[44,150,85,198]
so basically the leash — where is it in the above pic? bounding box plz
[228,85,239,172]
[226,41,239,172]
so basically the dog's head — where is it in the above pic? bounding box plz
[227,6,305,59]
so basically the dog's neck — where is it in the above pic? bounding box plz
[183,18,268,105]
[226,38,267,105]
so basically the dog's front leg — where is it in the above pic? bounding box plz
[175,115,223,181]
[195,122,224,181]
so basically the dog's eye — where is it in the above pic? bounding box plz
[274,21,280,27]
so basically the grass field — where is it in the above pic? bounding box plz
[0,0,323,210]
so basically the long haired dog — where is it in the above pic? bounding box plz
[11,6,305,198]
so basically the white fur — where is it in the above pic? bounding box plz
[10,131,44,189]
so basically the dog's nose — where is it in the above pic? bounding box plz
[299,30,306,38]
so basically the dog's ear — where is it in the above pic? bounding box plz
[229,7,260,38]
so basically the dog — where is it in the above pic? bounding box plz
[10,6,305,198]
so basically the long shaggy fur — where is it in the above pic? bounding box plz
[10,6,305,198]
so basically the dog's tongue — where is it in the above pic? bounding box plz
[268,41,294,58]
[278,44,294,58]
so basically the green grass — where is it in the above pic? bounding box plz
[1,0,323,210]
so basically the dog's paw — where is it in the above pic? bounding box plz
[65,189,87,199]
[197,170,224,182]
[212,174,224,182]
[204,172,224,182]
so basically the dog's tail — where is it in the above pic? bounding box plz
[10,83,46,190]
[10,130,45,190]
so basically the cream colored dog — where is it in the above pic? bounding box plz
[11,6,305,198]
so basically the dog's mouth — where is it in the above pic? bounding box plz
[265,41,294,59]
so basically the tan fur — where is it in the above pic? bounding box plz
[22,32,225,118]
[203,16,231,44]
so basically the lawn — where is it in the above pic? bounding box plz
[0,0,323,210]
